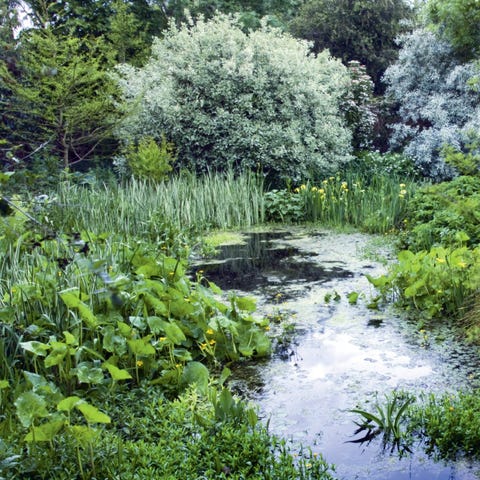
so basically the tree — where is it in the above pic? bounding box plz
[20,1,167,65]
[383,28,480,180]
[2,28,119,169]
[426,0,480,61]
[115,14,352,185]
[163,0,302,30]
[289,0,413,91]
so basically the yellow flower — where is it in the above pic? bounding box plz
[300,184,306,190]
[318,188,325,194]
[341,181,348,189]
[399,183,406,188]
[206,328,214,335]
[294,187,300,193]
[399,189,407,196]
[322,179,328,185]
[199,342,208,350]
[457,261,467,268]
[209,339,216,345]
[436,258,446,264]
[311,186,318,192]
[136,360,144,368]
[449,406,454,411]
[264,325,270,331]
[159,337,167,342]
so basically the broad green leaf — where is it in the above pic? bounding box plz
[57,396,83,412]
[235,296,257,312]
[347,291,360,305]
[0,379,9,389]
[181,361,209,394]
[19,341,49,357]
[102,326,127,356]
[128,337,156,356]
[73,363,104,384]
[104,363,132,381]
[76,403,111,424]
[207,280,222,295]
[15,392,49,428]
[169,298,195,317]
[25,419,64,442]
[147,316,166,334]
[60,288,98,328]
[143,294,168,316]
[69,425,99,446]
[63,331,78,346]
[117,321,132,338]
[163,322,187,345]
[44,344,68,368]
[219,367,231,386]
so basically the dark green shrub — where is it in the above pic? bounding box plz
[399,176,480,251]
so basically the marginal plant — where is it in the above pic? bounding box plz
[366,245,480,320]
[349,391,415,450]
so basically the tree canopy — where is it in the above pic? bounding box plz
[290,0,413,91]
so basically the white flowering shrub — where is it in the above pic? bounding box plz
[115,14,352,185]
[383,29,480,181]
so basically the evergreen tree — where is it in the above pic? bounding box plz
[2,28,118,169]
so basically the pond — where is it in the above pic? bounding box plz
[193,229,480,480]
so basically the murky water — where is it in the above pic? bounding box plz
[193,229,480,480]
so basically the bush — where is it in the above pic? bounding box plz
[383,28,480,181]
[126,135,174,182]
[115,13,352,186]
[399,176,480,251]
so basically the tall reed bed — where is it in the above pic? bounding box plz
[50,170,264,237]
[298,172,416,233]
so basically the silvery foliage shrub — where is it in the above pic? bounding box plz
[383,28,480,181]
[115,14,352,184]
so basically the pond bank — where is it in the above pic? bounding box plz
[194,229,480,480]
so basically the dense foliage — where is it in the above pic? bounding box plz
[383,28,480,181]
[116,14,352,186]
[290,0,413,90]
[425,0,480,61]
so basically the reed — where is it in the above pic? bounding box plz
[49,170,264,238]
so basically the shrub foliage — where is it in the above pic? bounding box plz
[116,13,352,185]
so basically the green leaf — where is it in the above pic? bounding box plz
[15,392,49,428]
[128,337,156,356]
[57,396,83,412]
[76,403,111,424]
[181,361,210,394]
[235,296,257,312]
[0,379,9,389]
[69,425,99,446]
[73,363,104,384]
[104,363,132,381]
[60,288,98,328]
[20,341,49,357]
[163,322,187,345]
[24,419,64,442]
[347,291,360,305]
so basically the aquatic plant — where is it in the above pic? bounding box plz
[349,391,415,450]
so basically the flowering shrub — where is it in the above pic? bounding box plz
[115,14,352,185]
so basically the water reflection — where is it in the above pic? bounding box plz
[197,230,480,480]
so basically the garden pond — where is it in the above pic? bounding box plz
[193,229,480,480]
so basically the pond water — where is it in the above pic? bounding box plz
[193,229,480,480]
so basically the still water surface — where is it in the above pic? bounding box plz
[194,229,480,480]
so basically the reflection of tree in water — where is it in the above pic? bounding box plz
[196,232,353,294]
